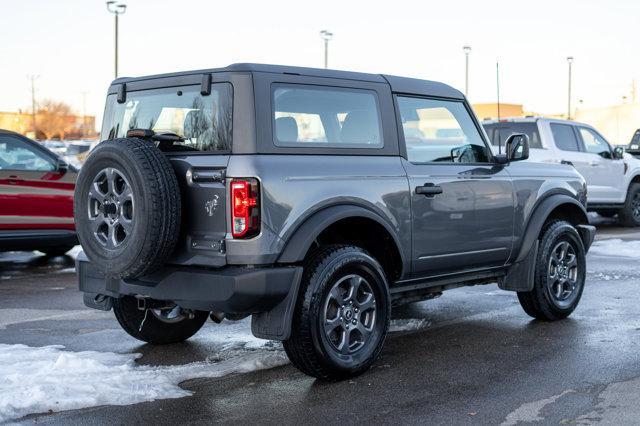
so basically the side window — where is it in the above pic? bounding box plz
[397,96,491,163]
[579,127,612,159]
[0,136,56,171]
[272,85,383,148]
[550,123,580,152]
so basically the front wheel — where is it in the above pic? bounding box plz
[113,296,208,344]
[518,220,586,321]
[619,183,640,227]
[284,245,391,381]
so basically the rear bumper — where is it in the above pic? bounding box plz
[76,253,303,314]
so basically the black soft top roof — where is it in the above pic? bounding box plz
[111,63,464,100]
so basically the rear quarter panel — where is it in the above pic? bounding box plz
[224,155,411,267]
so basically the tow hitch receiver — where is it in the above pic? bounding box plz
[136,297,174,311]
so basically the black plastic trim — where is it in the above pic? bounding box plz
[77,255,302,314]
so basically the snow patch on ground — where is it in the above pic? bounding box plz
[389,318,430,332]
[589,239,640,258]
[0,313,438,422]
[589,272,623,281]
[501,389,575,426]
[0,342,288,423]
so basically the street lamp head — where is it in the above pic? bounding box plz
[567,56,574,63]
[320,30,334,41]
[106,1,127,14]
[463,45,472,54]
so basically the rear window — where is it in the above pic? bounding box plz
[101,83,232,153]
[272,85,383,148]
[482,122,542,149]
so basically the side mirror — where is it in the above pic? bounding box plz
[505,133,529,162]
[614,146,625,160]
[57,159,69,173]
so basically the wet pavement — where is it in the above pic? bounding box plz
[1,220,640,425]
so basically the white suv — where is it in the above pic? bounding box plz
[483,117,640,226]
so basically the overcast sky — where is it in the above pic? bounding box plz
[1,0,639,127]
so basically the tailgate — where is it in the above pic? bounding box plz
[168,154,229,267]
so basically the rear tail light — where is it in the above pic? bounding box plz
[230,178,260,239]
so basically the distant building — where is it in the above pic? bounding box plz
[472,103,526,121]
[0,110,97,140]
[574,104,640,146]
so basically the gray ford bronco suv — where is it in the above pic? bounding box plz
[75,63,595,380]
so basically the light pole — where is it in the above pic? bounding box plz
[319,30,333,69]
[567,56,574,120]
[27,75,39,139]
[106,1,127,79]
[463,45,471,97]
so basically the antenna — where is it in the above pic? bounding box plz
[496,61,502,155]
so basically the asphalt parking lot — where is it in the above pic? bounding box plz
[2,217,640,425]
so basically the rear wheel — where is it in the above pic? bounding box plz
[518,220,586,321]
[284,245,390,381]
[619,183,640,227]
[113,296,208,344]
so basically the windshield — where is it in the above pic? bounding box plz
[483,122,542,149]
[101,83,233,152]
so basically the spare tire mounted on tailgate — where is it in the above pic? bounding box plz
[74,137,181,279]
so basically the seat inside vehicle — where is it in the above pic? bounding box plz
[275,116,299,142]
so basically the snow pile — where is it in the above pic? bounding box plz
[0,343,288,423]
[389,318,430,332]
[0,314,438,422]
[589,239,640,258]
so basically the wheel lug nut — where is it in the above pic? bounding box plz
[345,324,349,329]
[352,319,356,324]
[349,301,353,305]
[354,308,359,313]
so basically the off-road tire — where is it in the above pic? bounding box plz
[74,138,181,279]
[283,245,391,381]
[40,245,75,257]
[518,220,586,321]
[618,183,640,227]
[113,296,208,344]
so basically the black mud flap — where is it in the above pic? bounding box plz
[251,267,303,341]
[498,240,539,292]
[83,293,114,311]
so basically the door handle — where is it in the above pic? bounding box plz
[416,183,443,197]
[7,175,23,184]
[589,161,600,167]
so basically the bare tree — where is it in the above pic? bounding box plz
[37,100,73,140]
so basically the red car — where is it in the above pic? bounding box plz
[0,129,78,255]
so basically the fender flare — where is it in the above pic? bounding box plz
[515,194,589,263]
[277,204,406,271]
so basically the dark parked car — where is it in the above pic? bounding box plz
[76,64,595,380]
[0,130,78,255]
[627,129,640,157]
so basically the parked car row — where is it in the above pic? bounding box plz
[42,140,95,169]
[483,117,640,226]
[0,130,78,255]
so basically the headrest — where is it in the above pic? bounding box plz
[341,110,379,144]
[276,116,299,142]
